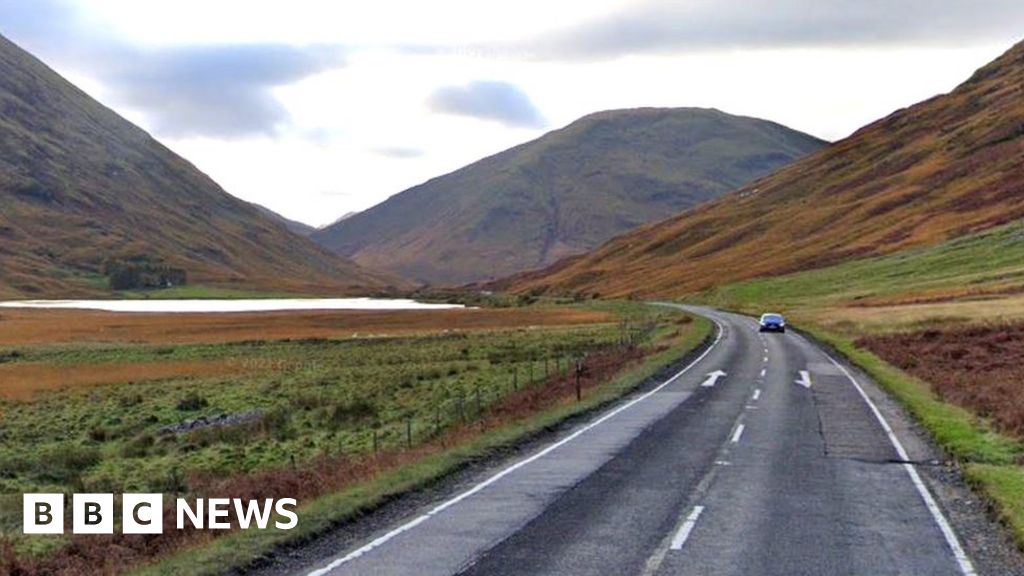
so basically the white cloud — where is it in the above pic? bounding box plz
[0,0,1019,226]
[428,81,546,128]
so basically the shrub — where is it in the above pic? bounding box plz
[102,255,187,290]
[35,445,101,482]
[176,392,208,411]
[327,398,378,430]
[122,434,155,458]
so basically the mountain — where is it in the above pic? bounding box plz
[500,39,1024,299]
[0,34,399,298]
[312,108,826,284]
[249,203,316,236]
[322,211,359,229]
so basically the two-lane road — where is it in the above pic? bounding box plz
[295,306,1003,576]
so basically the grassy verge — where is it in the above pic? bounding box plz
[130,312,712,575]
[964,464,1024,544]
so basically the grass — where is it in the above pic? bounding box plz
[0,302,710,574]
[0,305,611,346]
[699,220,1024,334]
[965,464,1024,544]
[703,219,1024,311]
[0,326,627,495]
[136,312,712,576]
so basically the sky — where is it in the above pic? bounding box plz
[1,1,1022,227]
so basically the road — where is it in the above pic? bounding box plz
[296,306,997,576]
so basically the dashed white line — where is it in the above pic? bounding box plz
[825,354,976,576]
[759,368,766,378]
[306,320,726,576]
[752,389,761,401]
[670,506,705,550]
[730,424,745,444]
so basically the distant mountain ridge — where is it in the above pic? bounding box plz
[0,34,399,298]
[500,39,1024,298]
[249,203,316,237]
[312,108,826,284]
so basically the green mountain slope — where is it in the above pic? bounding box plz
[312,108,825,284]
[0,34,399,298]
[704,219,1024,312]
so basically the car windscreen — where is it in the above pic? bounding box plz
[763,315,784,323]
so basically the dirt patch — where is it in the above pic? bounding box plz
[0,360,250,399]
[858,323,1024,438]
[0,307,612,346]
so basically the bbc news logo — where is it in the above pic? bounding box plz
[24,494,297,534]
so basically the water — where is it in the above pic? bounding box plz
[0,298,465,313]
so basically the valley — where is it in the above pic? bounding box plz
[0,11,1023,576]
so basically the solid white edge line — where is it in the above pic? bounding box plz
[670,505,705,550]
[306,319,726,576]
[825,354,976,576]
[730,424,745,444]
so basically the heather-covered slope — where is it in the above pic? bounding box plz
[503,39,1024,298]
[313,108,824,284]
[0,34,398,297]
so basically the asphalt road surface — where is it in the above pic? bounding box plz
[297,306,1007,576]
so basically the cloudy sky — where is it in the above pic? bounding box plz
[1,1,1022,226]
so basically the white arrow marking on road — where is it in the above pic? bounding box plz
[796,370,812,388]
[701,370,727,387]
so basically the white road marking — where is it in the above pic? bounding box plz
[714,460,731,466]
[670,506,705,550]
[795,370,812,388]
[306,320,726,576]
[759,368,766,378]
[763,355,768,362]
[752,389,761,401]
[825,354,976,576]
[701,370,727,388]
[730,424,745,444]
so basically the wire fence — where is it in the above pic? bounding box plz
[356,318,660,455]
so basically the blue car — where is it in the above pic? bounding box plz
[759,313,786,333]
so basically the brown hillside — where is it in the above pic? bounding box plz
[502,39,1024,298]
[313,108,824,285]
[0,34,399,298]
